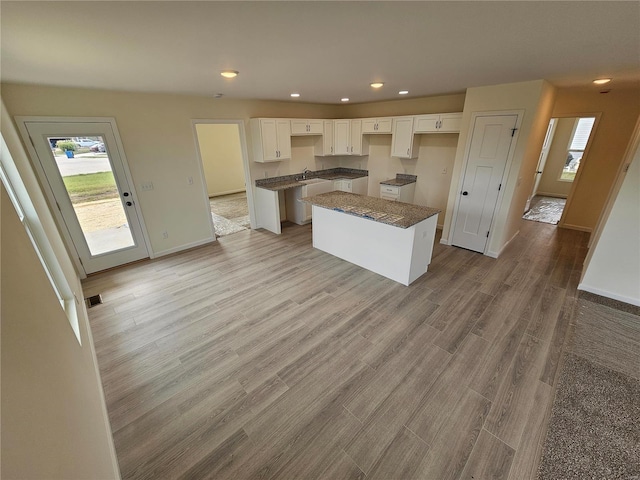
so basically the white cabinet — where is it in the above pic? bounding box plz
[291,119,324,135]
[362,117,392,134]
[251,118,291,162]
[314,121,335,156]
[334,119,369,156]
[333,176,368,195]
[380,182,416,203]
[391,117,420,159]
[413,113,462,133]
[286,180,334,225]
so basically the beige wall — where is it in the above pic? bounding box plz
[441,79,555,256]
[1,83,339,256]
[195,123,245,197]
[552,87,640,231]
[2,99,121,477]
[339,93,466,118]
[536,117,575,197]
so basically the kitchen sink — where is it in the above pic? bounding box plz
[298,178,328,184]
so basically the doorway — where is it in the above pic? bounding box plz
[18,118,150,275]
[193,121,251,237]
[523,115,597,225]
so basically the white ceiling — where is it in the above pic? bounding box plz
[2,1,639,104]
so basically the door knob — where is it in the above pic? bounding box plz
[123,192,129,197]
[126,201,133,206]
[462,191,469,196]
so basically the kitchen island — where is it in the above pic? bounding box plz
[302,192,440,286]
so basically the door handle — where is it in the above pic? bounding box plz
[462,191,469,196]
[125,201,133,206]
[123,192,129,197]
[536,171,543,174]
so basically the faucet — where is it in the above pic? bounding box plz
[302,167,309,180]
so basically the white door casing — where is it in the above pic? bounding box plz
[451,114,518,253]
[526,118,557,210]
[18,118,150,275]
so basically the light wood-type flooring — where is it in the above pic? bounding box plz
[84,220,589,479]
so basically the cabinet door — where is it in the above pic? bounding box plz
[438,113,463,133]
[323,121,334,155]
[290,119,309,135]
[413,114,440,133]
[350,119,363,155]
[276,119,291,159]
[376,118,392,133]
[391,117,416,158]
[260,119,279,161]
[354,176,368,195]
[361,118,378,134]
[307,120,323,135]
[334,120,350,155]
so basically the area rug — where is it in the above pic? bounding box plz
[537,353,640,479]
[523,196,566,225]
[211,212,247,237]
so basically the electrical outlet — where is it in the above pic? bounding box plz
[162,231,169,239]
[441,168,447,175]
[141,181,154,191]
[187,176,194,185]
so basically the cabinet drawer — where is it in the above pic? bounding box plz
[380,194,399,201]
[380,185,400,195]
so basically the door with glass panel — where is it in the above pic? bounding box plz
[23,120,149,274]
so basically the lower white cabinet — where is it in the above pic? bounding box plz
[334,176,368,195]
[380,182,416,203]
[285,179,334,225]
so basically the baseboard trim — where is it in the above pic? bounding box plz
[559,223,593,233]
[209,189,246,198]
[578,283,640,308]
[486,230,519,258]
[535,192,568,199]
[151,236,216,258]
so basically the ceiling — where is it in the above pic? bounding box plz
[1,1,639,104]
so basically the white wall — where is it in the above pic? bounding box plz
[1,100,120,478]
[195,123,245,197]
[579,122,640,306]
[441,79,556,256]
[536,117,575,198]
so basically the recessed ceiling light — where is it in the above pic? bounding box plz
[220,70,239,78]
[593,78,611,85]
[290,93,300,98]
[370,82,384,89]
[399,90,409,95]
[341,98,350,102]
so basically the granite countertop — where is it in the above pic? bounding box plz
[302,191,439,229]
[256,168,368,191]
[380,174,418,187]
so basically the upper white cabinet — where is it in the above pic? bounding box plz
[334,119,369,156]
[391,117,420,159]
[362,117,393,134]
[251,118,292,162]
[291,119,324,136]
[414,113,463,133]
[314,120,335,156]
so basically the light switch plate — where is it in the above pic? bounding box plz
[141,181,154,191]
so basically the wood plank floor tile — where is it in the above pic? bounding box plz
[459,429,515,480]
[82,221,597,479]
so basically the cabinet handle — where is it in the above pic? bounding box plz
[407,148,410,155]
[351,146,353,153]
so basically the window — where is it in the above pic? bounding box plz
[1,134,81,343]
[560,117,595,181]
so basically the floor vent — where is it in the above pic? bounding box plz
[85,294,103,308]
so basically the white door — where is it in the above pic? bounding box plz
[527,118,557,210]
[452,114,517,253]
[23,120,149,274]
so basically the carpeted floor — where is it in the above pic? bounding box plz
[523,196,566,225]
[209,192,250,237]
[538,298,640,479]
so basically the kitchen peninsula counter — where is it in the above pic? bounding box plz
[302,192,440,286]
[301,191,438,229]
